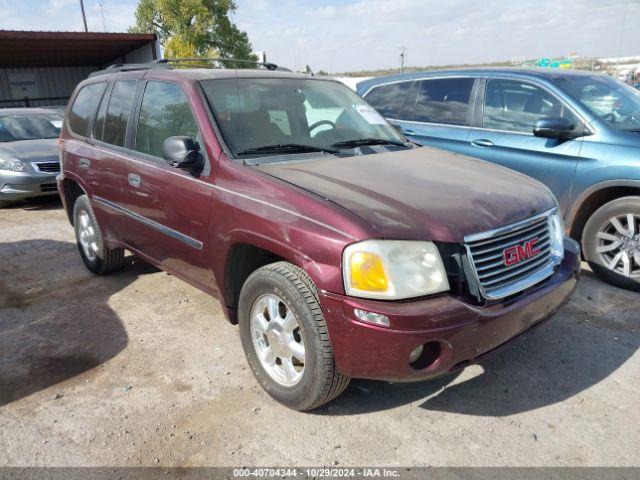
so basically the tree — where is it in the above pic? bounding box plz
[130,0,256,62]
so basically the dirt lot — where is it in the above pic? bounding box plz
[0,196,638,467]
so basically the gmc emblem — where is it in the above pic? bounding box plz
[503,238,542,267]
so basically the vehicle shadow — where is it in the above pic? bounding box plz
[317,272,639,416]
[4,195,63,211]
[0,238,156,406]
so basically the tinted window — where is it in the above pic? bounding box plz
[551,74,640,131]
[68,83,105,136]
[483,79,578,133]
[413,78,474,125]
[99,81,137,147]
[364,82,413,118]
[135,82,199,158]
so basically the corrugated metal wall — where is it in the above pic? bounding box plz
[0,66,97,107]
[0,40,158,108]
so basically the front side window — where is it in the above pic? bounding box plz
[483,79,578,133]
[134,82,199,159]
[364,81,413,119]
[551,74,640,131]
[98,81,137,147]
[0,113,62,142]
[68,82,106,136]
[413,78,474,125]
[201,78,405,158]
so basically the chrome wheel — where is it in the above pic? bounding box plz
[250,293,305,387]
[596,213,640,278]
[77,210,98,262]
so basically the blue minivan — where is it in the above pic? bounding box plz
[358,68,640,290]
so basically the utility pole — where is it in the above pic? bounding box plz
[400,46,407,73]
[79,0,88,32]
[98,1,107,32]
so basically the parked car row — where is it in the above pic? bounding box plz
[358,68,640,290]
[52,61,581,410]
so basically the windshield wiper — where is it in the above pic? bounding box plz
[237,143,338,157]
[331,138,408,149]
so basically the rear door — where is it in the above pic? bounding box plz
[86,80,137,240]
[466,78,584,213]
[364,77,477,156]
[123,80,214,292]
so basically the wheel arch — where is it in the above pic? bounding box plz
[567,180,640,242]
[59,176,89,225]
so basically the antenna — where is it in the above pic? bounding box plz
[79,0,88,32]
[98,1,107,32]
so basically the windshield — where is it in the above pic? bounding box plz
[0,113,62,142]
[552,74,640,131]
[201,78,406,158]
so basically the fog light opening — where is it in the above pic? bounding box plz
[409,341,442,370]
[353,308,390,327]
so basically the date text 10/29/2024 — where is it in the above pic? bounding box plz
[233,468,401,478]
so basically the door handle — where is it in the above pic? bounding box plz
[79,158,91,169]
[128,173,141,188]
[402,129,417,136]
[471,139,494,147]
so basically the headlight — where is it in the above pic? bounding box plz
[548,213,565,262]
[0,155,26,172]
[343,240,449,300]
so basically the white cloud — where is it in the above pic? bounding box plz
[235,0,640,72]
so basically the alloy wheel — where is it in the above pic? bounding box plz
[77,210,98,262]
[250,293,306,387]
[596,213,640,278]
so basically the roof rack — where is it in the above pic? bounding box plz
[89,57,290,77]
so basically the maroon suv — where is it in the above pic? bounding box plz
[58,61,580,410]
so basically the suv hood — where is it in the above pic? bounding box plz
[256,147,556,243]
[0,139,59,163]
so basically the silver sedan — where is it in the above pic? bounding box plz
[0,108,63,208]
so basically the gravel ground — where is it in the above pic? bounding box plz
[0,196,638,467]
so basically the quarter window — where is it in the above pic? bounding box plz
[364,82,413,118]
[483,79,578,133]
[413,78,474,125]
[68,82,106,136]
[134,82,199,159]
[99,81,137,147]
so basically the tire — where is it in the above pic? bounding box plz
[238,261,350,411]
[73,195,125,275]
[582,196,640,291]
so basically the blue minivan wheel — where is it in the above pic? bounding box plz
[582,196,640,291]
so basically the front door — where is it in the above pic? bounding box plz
[123,80,215,293]
[467,78,583,214]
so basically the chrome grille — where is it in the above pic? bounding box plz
[33,162,60,173]
[465,210,557,299]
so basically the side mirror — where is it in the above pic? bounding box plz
[533,117,578,139]
[162,136,203,170]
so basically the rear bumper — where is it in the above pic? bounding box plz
[320,238,580,381]
[0,170,59,201]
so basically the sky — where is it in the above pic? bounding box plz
[0,0,639,72]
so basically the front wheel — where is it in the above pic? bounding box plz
[582,196,640,291]
[238,262,350,411]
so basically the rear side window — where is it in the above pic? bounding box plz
[483,79,579,133]
[97,81,137,147]
[68,83,106,136]
[364,81,413,118]
[413,78,474,125]
[134,82,199,159]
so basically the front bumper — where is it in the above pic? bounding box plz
[320,238,580,381]
[0,170,59,201]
